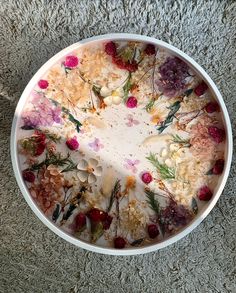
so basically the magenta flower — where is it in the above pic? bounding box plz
[38,79,49,89]
[64,55,79,68]
[126,96,138,108]
[125,114,139,127]
[124,158,140,173]
[21,93,61,129]
[66,136,79,150]
[88,138,104,152]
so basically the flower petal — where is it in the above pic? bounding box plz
[112,96,122,105]
[77,170,88,182]
[77,159,88,171]
[88,158,98,168]
[93,166,102,176]
[88,173,97,184]
[104,96,113,106]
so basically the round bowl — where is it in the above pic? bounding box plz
[11,33,232,255]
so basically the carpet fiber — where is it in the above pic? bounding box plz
[0,1,236,292]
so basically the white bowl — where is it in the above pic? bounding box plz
[11,33,233,255]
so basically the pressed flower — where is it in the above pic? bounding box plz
[124,159,140,174]
[38,79,49,89]
[141,172,153,184]
[147,224,159,238]
[88,138,104,152]
[74,213,87,232]
[194,81,208,96]
[105,41,117,57]
[144,44,156,55]
[22,170,35,183]
[157,57,189,97]
[212,159,224,175]
[197,185,213,201]
[77,158,102,184]
[125,114,139,127]
[66,136,79,150]
[205,102,219,113]
[208,126,225,143]
[126,96,138,108]
[64,55,79,68]
[114,236,126,249]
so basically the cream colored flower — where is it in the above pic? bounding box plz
[77,158,102,184]
[100,87,123,106]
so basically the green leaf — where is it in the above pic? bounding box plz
[184,88,193,96]
[91,221,104,243]
[52,204,61,222]
[145,99,155,112]
[63,204,76,221]
[191,198,198,215]
[68,113,82,133]
[146,152,175,180]
[92,85,101,97]
[29,152,77,172]
[21,125,35,130]
[157,101,181,133]
[206,168,213,175]
[107,180,121,212]
[145,189,160,215]
[123,73,132,101]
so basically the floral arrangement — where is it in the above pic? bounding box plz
[17,41,226,249]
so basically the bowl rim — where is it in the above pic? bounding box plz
[11,33,233,255]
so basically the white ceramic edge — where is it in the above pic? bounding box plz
[10,33,233,256]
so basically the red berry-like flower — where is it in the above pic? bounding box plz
[102,214,113,230]
[105,41,117,57]
[38,79,49,89]
[147,224,159,239]
[87,208,103,222]
[34,130,46,143]
[125,61,138,72]
[212,159,224,175]
[64,55,79,68]
[35,142,46,156]
[112,57,127,69]
[144,44,156,55]
[74,213,86,230]
[194,81,208,96]
[197,185,213,201]
[66,136,79,150]
[141,172,153,184]
[22,170,35,183]
[205,102,219,113]
[126,96,138,108]
[208,126,225,143]
[114,236,126,249]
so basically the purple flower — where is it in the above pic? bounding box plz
[125,114,139,127]
[21,92,61,129]
[156,57,189,97]
[88,138,104,152]
[124,158,140,173]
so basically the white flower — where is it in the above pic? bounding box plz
[77,158,102,184]
[100,86,123,106]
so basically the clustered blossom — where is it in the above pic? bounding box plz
[156,57,189,97]
[21,92,61,129]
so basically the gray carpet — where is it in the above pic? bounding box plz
[0,0,236,292]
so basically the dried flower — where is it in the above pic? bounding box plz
[38,79,49,89]
[157,57,189,97]
[77,158,102,184]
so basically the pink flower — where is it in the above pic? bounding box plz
[66,136,79,150]
[38,79,49,89]
[124,158,140,173]
[88,138,104,152]
[126,96,138,108]
[21,94,61,129]
[64,55,79,68]
[125,114,139,127]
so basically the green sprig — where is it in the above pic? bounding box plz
[123,73,132,101]
[146,152,175,180]
[157,101,181,133]
[171,134,191,147]
[145,189,160,215]
[107,180,121,212]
